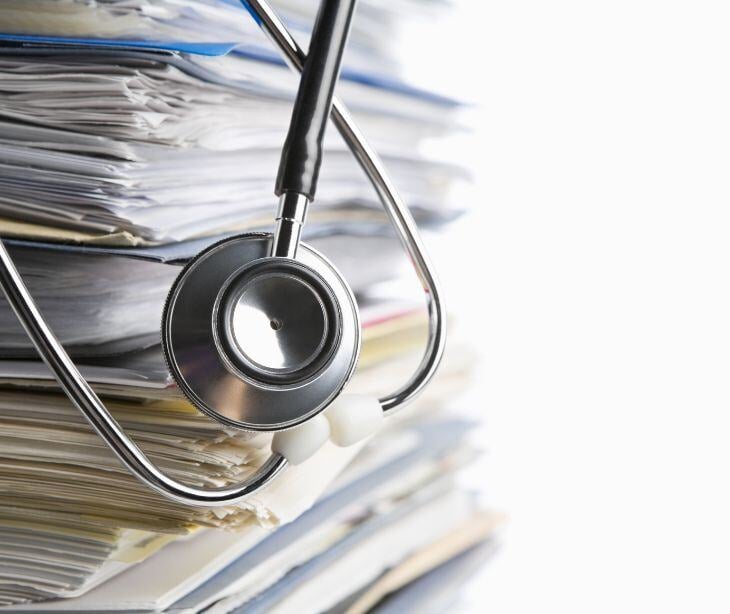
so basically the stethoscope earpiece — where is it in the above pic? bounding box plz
[272,394,383,465]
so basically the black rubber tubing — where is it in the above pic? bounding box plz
[275,0,358,200]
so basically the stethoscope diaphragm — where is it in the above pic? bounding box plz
[162,233,361,432]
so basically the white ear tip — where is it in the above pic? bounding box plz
[325,394,383,447]
[272,414,330,465]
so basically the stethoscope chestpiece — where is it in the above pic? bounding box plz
[162,233,361,432]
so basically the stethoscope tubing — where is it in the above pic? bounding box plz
[0,0,446,506]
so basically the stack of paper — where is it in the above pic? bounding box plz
[0,48,462,243]
[0,340,487,608]
[0,1,492,610]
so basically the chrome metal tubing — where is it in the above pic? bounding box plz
[245,0,447,414]
[0,240,287,506]
[271,192,310,258]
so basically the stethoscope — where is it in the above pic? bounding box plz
[0,0,445,506]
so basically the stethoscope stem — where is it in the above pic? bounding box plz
[271,193,310,258]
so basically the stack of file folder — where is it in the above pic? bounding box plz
[0,1,494,611]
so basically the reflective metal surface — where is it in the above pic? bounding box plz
[271,193,310,258]
[163,234,360,431]
[223,270,330,374]
[245,0,447,415]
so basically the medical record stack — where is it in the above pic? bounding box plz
[0,1,495,611]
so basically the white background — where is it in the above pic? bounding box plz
[402,1,730,611]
